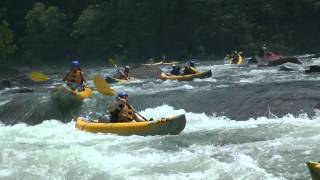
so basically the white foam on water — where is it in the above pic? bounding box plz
[0,99,11,106]
[0,106,319,179]
[111,81,195,95]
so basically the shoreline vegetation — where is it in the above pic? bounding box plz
[0,0,320,64]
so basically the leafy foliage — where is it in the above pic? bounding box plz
[22,3,69,62]
[1,0,320,63]
[0,21,17,61]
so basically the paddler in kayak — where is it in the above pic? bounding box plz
[230,51,243,64]
[117,66,130,80]
[171,64,182,75]
[258,44,268,57]
[108,92,144,123]
[63,60,86,91]
[183,60,199,75]
[231,51,238,64]
[225,54,232,64]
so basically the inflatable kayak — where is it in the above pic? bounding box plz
[75,114,186,136]
[105,76,130,84]
[225,56,243,65]
[51,85,92,103]
[306,161,320,180]
[160,70,212,81]
[143,61,179,66]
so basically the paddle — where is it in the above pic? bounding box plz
[108,58,129,80]
[30,72,94,93]
[30,72,51,82]
[92,75,115,96]
[93,74,148,121]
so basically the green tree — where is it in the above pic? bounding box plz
[0,20,17,61]
[22,2,70,62]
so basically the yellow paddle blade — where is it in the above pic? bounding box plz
[30,72,50,82]
[306,161,320,177]
[93,75,115,96]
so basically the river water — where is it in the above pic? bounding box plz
[0,56,320,179]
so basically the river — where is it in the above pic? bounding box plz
[0,56,319,179]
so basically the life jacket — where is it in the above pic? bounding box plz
[110,104,135,123]
[64,70,84,85]
[119,71,129,80]
[183,66,198,75]
[232,54,239,64]
[171,68,181,75]
[225,55,232,64]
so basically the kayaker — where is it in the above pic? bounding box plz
[231,51,243,64]
[108,92,143,123]
[171,64,181,75]
[258,45,268,57]
[231,51,239,64]
[63,60,86,90]
[118,66,130,80]
[225,54,232,64]
[183,60,198,75]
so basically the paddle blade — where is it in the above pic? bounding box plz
[93,75,115,96]
[30,72,50,82]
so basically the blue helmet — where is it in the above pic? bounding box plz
[71,60,80,68]
[117,92,128,98]
[189,60,196,67]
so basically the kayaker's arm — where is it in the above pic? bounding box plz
[62,72,70,81]
[190,67,199,74]
[80,71,86,84]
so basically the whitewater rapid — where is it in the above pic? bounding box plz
[1,57,320,179]
[0,105,319,179]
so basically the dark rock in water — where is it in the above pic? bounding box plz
[0,93,82,125]
[0,74,46,90]
[16,88,34,94]
[305,65,320,73]
[129,65,163,79]
[267,57,302,66]
[0,80,12,89]
[279,63,303,72]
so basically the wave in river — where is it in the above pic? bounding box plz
[0,105,319,179]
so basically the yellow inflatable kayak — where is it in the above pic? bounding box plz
[75,114,186,136]
[51,85,92,103]
[237,56,243,64]
[225,55,243,65]
[306,161,320,180]
[105,76,136,84]
[143,61,179,66]
[160,70,212,81]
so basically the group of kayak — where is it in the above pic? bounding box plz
[42,60,189,136]
[106,59,212,83]
[31,44,304,136]
[224,45,302,67]
[48,58,213,135]
[49,58,320,176]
